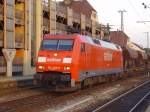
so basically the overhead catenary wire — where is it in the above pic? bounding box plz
[127,0,145,23]
[127,0,150,29]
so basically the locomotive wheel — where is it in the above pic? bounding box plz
[75,82,82,90]
[34,79,42,86]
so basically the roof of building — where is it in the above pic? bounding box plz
[59,0,96,18]
[110,31,129,39]
[109,31,129,47]
[127,41,145,52]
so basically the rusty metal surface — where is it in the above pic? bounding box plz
[126,46,139,59]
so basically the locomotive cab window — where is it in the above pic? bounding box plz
[42,39,58,50]
[58,40,74,51]
[80,43,85,52]
[41,39,74,51]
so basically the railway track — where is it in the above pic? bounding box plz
[0,85,51,104]
[130,91,150,112]
[0,90,67,112]
[0,82,71,112]
[0,71,149,112]
[92,80,150,112]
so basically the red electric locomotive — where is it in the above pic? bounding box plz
[35,34,123,90]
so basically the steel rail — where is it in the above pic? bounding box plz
[92,80,150,112]
[129,90,150,112]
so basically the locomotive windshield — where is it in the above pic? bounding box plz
[41,39,74,51]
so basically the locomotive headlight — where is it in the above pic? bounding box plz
[63,58,72,64]
[38,57,46,62]
[66,66,70,70]
[38,66,44,69]
[64,66,71,70]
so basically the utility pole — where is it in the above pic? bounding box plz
[141,3,150,48]
[118,10,127,32]
[144,32,149,48]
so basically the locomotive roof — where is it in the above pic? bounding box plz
[43,34,122,51]
[81,35,122,51]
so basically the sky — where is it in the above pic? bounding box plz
[88,0,150,48]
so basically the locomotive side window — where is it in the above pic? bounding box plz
[93,39,101,45]
[41,39,74,51]
[58,40,74,51]
[81,43,85,52]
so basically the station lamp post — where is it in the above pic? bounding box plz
[136,21,150,49]
[143,32,149,49]
[136,20,150,48]
[137,3,150,48]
